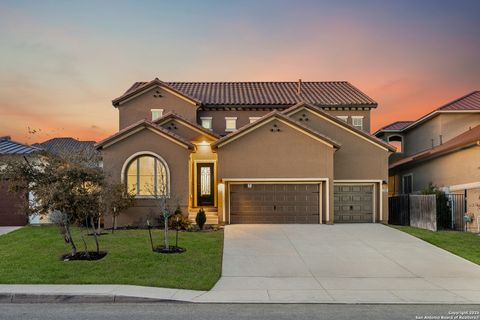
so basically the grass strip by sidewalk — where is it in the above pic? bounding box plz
[391,225,480,265]
[0,226,223,290]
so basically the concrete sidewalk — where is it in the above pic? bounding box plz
[0,285,206,303]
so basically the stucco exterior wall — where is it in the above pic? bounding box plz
[117,87,198,130]
[392,146,480,193]
[197,110,271,136]
[216,118,335,224]
[288,109,389,181]
[322,109,371,133]
[404,113,480,155]
[101,128,191,227]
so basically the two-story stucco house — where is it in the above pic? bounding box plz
[96,78,394,226]
[375,91,480,231]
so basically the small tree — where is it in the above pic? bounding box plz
[0,152,104,257]
[100,182,135,233]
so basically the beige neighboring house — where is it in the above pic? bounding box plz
[375,91,480,232]
[96,78,395,227]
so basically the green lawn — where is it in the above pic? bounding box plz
[391,225,480,265]
[0,226,223,290]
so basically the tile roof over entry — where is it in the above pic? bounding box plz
[122,81,377,107]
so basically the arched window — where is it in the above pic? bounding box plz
[388,135,403,153]
[124,154,169,197]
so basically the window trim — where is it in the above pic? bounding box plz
[402,173,413,194]
[249,117,261,123]
[351,116,364,130]
[200,116,213,130]
[336,116,348,122]
[120,151,170,198]
[225,117,237,132]
[151,108,164,121]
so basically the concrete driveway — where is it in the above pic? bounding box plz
[197,224,480,303]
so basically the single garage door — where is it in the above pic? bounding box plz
[334,184,373,223]
[230,183,320,224]
[0,181,27,226]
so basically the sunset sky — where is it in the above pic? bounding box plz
[1,0,479,143]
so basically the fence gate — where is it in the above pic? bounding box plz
[437,193,466,231]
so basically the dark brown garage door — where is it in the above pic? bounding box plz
[334,184,373,223]
[230,183,320,224]
[0,181,28,226]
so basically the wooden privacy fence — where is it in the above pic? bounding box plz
[389,194,437,231]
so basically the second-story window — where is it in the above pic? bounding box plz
[249,117,261,123]
[200,117,213,130]
[151,109,164,121]
[352,116,364,130]
[225,117,237,132]
[337,116,348,122]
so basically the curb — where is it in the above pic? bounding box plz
[0,293,188,304]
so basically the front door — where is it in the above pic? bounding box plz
[196,163,214,206]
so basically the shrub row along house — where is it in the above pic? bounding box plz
[96,79,395,226]
[375,91,480,232]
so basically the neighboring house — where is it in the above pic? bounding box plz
[375,91,480,231]
[34,137,100,166]
[96,78,395,226]
[0,136,41,226]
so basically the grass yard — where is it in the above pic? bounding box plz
[391,225,480,265]
[0,226,223,290]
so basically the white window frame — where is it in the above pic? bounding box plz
[225,117,237,132]
[151,109,164,121]
[249,117,261,123]
[200,117,213,130]
[351,116,364,130]
[402,173,413,194]
[337,116,348,122]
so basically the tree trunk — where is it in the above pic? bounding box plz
[65,223,77,256]
[90,217,100,254]
[164,212,169,250]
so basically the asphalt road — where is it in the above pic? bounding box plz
[0,303,479,320]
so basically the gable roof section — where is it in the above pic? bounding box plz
[154,112,220,140]
[212,111,341,149]
[0,136,41,155]
[35,137,97,156]
[390,125,480,169]
[283,102,396,152]
[112,78,201,107]
[375,121,414,134]
[375,91,480,135]
[118,80,377,108]
[95,120,195,150]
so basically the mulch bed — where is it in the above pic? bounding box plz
[153,246,186,254]
[61,251,108,261]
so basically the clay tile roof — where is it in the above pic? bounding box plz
[0,136,41,155]
[377,121,414,132]
[95,120,195,150]
[212,111,341,149]
[437,91,480,111]
[120,80,377,107]
[35,137,97,156]
[154,112,220,139]
[390,125,480,169]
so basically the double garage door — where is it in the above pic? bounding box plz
[230,184,320,224]
[229,182,374,224]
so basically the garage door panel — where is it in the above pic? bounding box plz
[334,184,373,223]
[230,183,320,224]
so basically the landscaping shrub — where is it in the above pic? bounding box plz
[196,208,207,230]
